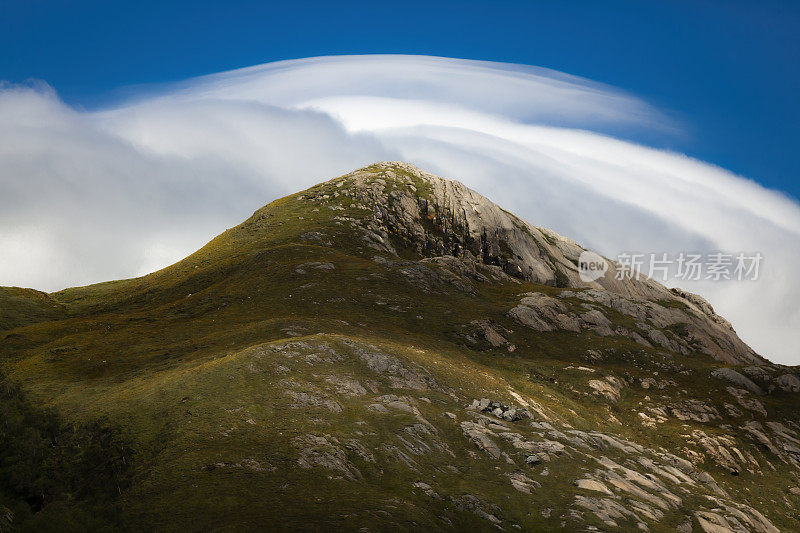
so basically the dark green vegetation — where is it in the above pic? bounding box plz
[1,163,798,531]
[0,370,132,531]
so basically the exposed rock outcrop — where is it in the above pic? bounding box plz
[324,162,762,365]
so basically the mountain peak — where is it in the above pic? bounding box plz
[293,162,760,365]
[3,162,794,532]
[320,160,582,287]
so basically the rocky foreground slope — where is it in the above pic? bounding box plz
[0,162,799,532]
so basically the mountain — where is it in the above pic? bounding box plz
[1,162,798,532]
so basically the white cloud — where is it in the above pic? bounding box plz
[163,55,670,132]
[0,82,393,288]
[1,55,798,364]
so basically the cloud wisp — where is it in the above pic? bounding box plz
[1,55,798,364]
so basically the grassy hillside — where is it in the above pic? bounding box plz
[1,163,798,531]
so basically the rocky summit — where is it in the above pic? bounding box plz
[0,162,798,532]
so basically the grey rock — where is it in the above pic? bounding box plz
[471,319,509,347]
[331,162,762,365]
[711,368,764,395]
[287,391,342,413]
[294,435,362,480]
[348,341,437,390]
[525,454,543,466]
[412,481,441,499]
[460,421,502,459]
[468,398,530,421]
[775,374,800,392]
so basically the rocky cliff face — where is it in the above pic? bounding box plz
[1,162,797,532]
[309,162,760,365]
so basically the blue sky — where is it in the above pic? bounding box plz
[2,0,799,199]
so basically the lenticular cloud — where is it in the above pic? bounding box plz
[1,55,799,364]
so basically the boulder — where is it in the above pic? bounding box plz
[711,368,764,395]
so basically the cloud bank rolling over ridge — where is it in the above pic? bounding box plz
[1,55,798,364]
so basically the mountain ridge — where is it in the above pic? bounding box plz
[0,162,798,532]
[298,162,761,365]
